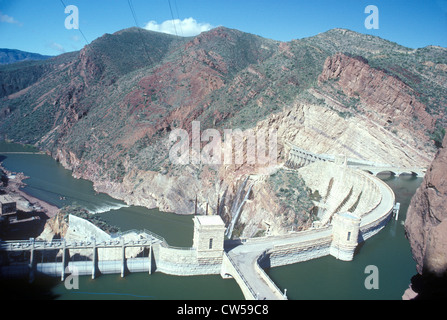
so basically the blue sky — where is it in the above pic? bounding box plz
[0,0,446,56]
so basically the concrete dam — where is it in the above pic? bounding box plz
[1,144,417,300]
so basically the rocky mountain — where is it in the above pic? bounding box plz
[0,27,446,237]
[0,48,52,65]
[0,49,54,98]
[0,51,76,100]
[403,134,447,299]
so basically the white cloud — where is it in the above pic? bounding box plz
[70,35,81,42]
[144,17,214,37]
[0,11,21,26]
[47,42,66,54]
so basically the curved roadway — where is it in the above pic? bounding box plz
[225,169,395,300]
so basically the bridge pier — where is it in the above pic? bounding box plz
[92,239,97,280]
[61,240,67,282]
[148,243,152,275]
[29,238,35,283]
[121,238,126,278]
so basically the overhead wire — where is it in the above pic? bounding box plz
[126,0,163,96]
[167,0,187,70]
[167,0,179,38]
[58,0,186,102]
[127,0,156,67]
[59,0,91,49]
[173,0,184,38]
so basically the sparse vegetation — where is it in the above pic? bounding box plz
[60,204,120,234]
[429,121,446,148]
[0,26,445,185]
[268,169,315,231]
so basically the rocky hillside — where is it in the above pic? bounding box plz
[403,134,447,299]
[0,27,446,237]
[0,51,77,99]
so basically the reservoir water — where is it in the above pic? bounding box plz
[0,143,421,300]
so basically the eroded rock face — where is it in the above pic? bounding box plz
[319,53,435,130]
[51,94,436,240]
[405,134,447,276]
[404,134,447,299]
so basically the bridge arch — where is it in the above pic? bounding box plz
[398,171,419,177]
[285,141,426,178]
[376,170,397,177]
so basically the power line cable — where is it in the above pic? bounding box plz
[173,0,184,37]
[167,0,187,70]
[59,0,91,48]
[126,0,166,109]
[167,0,179,38]
[127,0,158,72]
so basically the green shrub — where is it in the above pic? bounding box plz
[60,204,120,234]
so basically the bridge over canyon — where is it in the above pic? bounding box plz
[285,141,426,177]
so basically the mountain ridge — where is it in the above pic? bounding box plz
[0,48,52,65]
[0,25,446,236]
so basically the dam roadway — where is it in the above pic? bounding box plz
[224,229,332,300]
[223,170,395,300]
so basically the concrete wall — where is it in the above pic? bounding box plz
[268,236,332,268]
[265,170,394,264]
[153,244,223,276]
[65,215,144,261]
[360,212,392,242]
[299,162,382,226]
[153,215,226,277]
[256,253,287,299]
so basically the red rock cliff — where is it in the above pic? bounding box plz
[319,53,435,131]
[403,133,447,299]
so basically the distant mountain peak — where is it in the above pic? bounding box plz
[0,48,52,65]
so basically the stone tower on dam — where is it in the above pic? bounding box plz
[330,212,361,261]
[193,215,226,264]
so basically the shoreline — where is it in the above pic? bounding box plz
[16,187,60,218]
[0,165,59,219]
